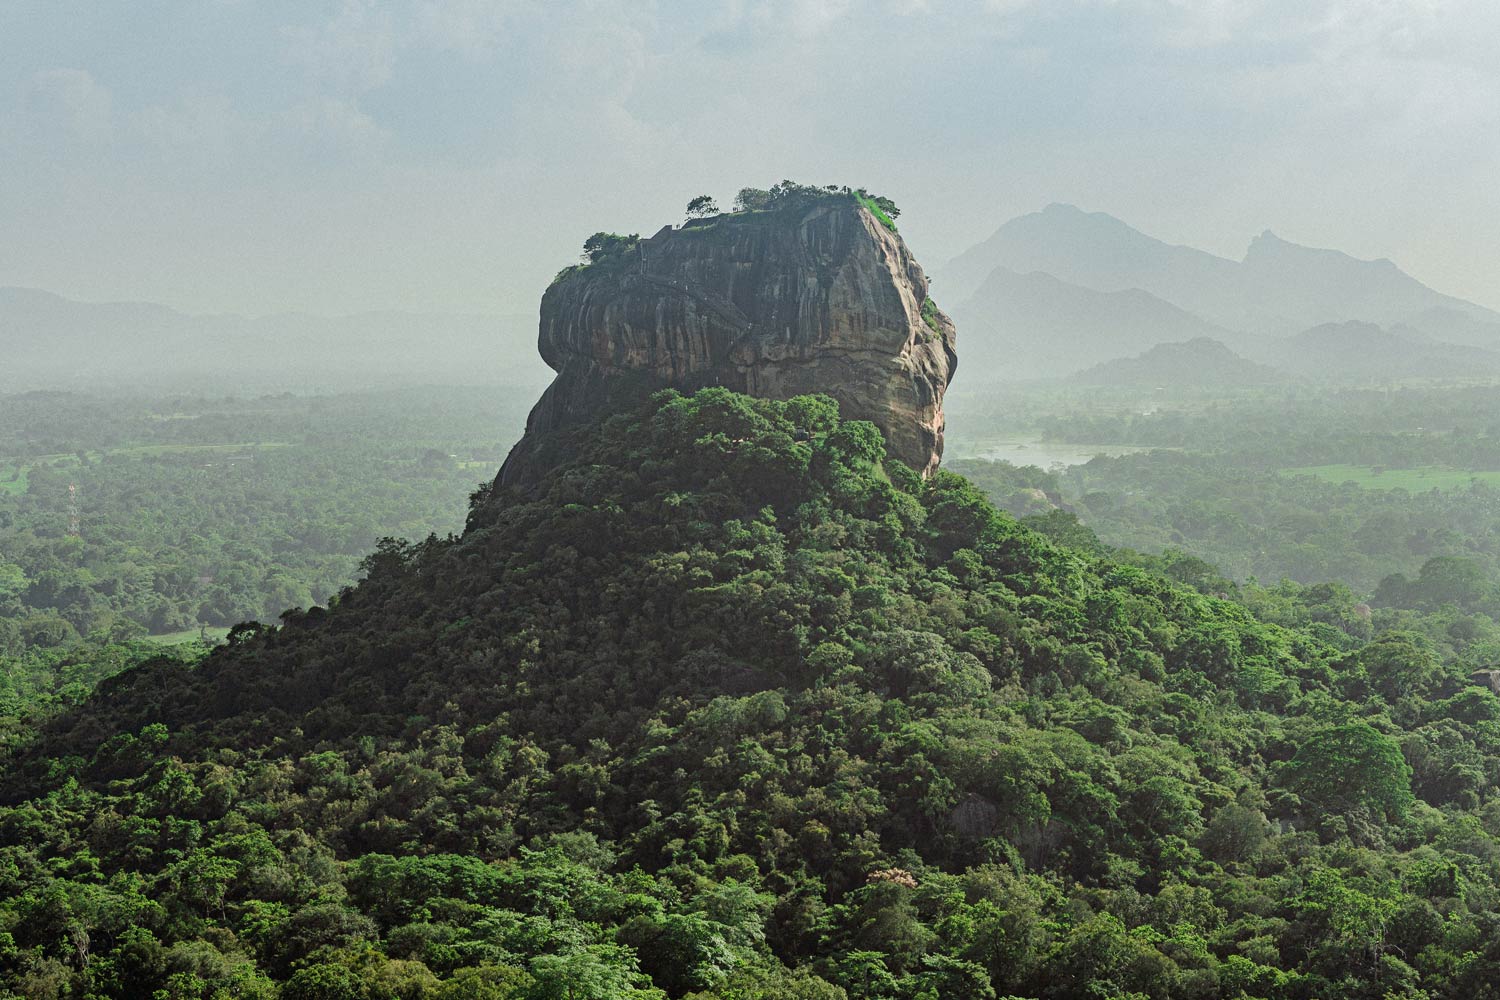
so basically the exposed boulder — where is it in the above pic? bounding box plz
[499,193,957,485]
[1471,669,1500,695]
[948,793,1002,840]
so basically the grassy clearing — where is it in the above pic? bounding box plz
[1282,464,1500,491]
[115,442,288,457]
[14,442,287,465]
[0,443,289,494]
[146,626,231,646]
[0,465,27,495]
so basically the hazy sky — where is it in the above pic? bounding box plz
[3,0,1497,316]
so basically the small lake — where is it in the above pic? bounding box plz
[948,437,1155,469]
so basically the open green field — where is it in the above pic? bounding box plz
[1282,464,1500,491]
[0,465,27,495]
[146,626,232,646]
[114,441,288,457]
[17,442,287,463]
[0,443,290,496]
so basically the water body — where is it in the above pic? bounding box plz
[949,436,1154,469]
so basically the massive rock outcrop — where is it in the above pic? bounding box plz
[499,194,957,485]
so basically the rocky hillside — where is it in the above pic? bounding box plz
[500,186,956,483]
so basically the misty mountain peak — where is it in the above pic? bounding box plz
[1026,203,1148,240]
[1071,335,1284,386]
[1241,229,1341,265]
[1243,230,1395,272]
[1040,202,1088,218]
[1248,229,1287,251]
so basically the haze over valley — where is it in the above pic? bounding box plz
[11,200,1496,393]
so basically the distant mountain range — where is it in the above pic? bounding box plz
[0,287,547,392]
[1066,325,1500,387]
[12,199,1499,393]
[955,268,1231,380]
[1072,338,1285,387]
[1261,321,1500,382]
[942,204,1500,383]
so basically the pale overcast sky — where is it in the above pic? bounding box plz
[3,0,1497,315]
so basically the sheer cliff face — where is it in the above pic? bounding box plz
[500,199,958,484]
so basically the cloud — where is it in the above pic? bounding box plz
[283,0,526,81]
[24,68,113,142]
[1220,0,1500,135]
[132,94,258,158]
[784,0,856,35]
[507,6,682,167]
[413,0,522,57]
[3,0,1499,314]
[280,96,389,157]
[282,0,397,93]
[705,0,857,42]
[1155,0,1269,48]
[982,0,1041,14]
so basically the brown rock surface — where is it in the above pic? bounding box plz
[1471,669,1500,695]
[499,196,957,485]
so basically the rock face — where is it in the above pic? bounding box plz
[499,197,957,485]
[1472,670,1500,696]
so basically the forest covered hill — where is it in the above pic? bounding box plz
[1070,339,1283,387]
[1262,322,1500,381]
[3,388,1499,1000]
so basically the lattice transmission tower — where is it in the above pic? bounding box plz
[67,482,80,537]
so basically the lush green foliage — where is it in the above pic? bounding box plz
[685,196,718,220]
[731,187,773,212]
[920,297,942,336]
[4,388,1500,999]
[950,382,1500,609]
[581,233,642,265]
[0,387,527,717]
[955,450,1500,603]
